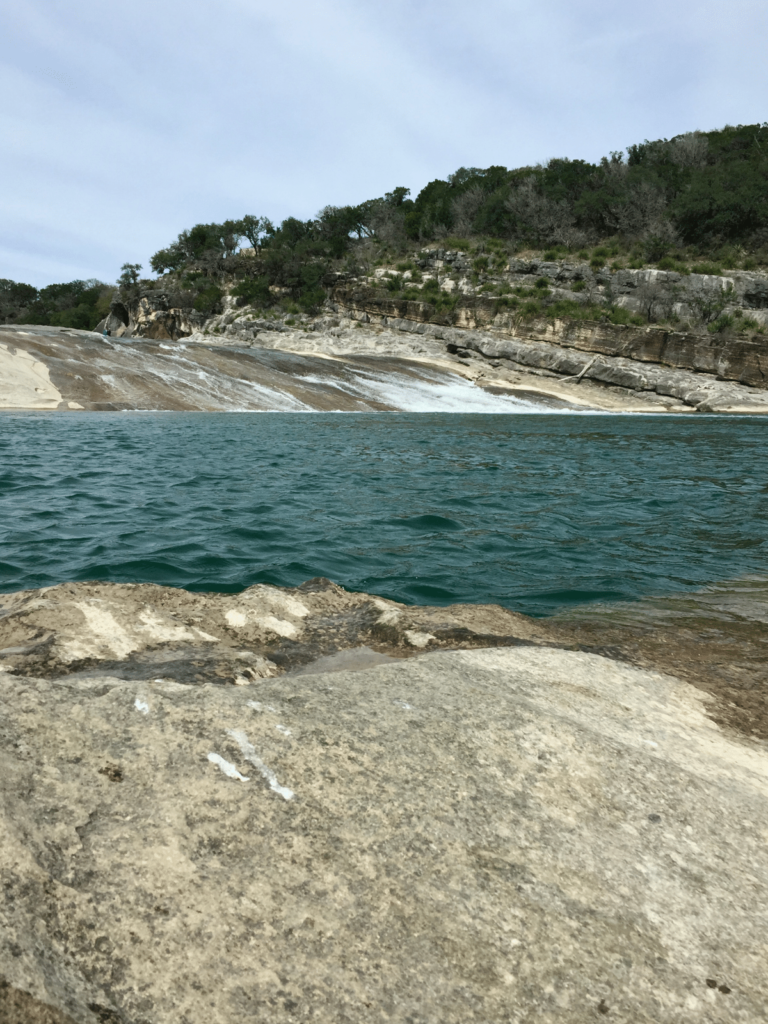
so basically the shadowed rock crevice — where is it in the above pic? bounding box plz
[0,982,83,1024]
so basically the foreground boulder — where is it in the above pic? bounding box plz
[1,586,767,1022]
[0,579,553,683]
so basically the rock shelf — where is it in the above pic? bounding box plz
[1,579,767,1022]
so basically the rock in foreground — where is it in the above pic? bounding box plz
[1,583,767,1023]
[0,578,553,683]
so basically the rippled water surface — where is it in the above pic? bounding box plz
[1,412,766,615]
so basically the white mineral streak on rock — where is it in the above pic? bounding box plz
[65,603,137,661]
[405,630,436,648]
[137,608,218,643]
[61,600,219,663]
[275,724,292,736]
[226,611,299,637]
[275,593,310,618]
[207,752,249,781]
[259,615,298,638]
[227,729,294,800]
[134,698,150,714]
[242,586,310,618]
[225,595,305,638]
[372,598,401,625]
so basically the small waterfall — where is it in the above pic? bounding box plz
[335,366,547,413]
[103,341,548,412]
[5,329,568,412]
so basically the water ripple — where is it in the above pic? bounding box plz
[0,411,766,616]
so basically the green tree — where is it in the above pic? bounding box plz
[119,263,142,289]
[673,161,768,243]
[239,215,274,248]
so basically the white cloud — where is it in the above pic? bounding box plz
[1,0,766,285]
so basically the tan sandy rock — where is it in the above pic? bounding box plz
[0,340,64,410]
[0,579,551,685]
[1,645,767,1023]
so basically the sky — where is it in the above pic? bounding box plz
[1,0,767,287]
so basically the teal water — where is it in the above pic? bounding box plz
[1,412,766,616]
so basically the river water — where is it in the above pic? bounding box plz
[1,412,766,616]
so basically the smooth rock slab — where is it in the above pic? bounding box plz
[1,647,766,1023]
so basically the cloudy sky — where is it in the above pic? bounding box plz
[2,0,766,286]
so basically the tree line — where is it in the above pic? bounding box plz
[148,121,768,314]
[0,278,113,330]
[2,122,767,327]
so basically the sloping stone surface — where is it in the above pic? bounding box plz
[1,646,766,1024]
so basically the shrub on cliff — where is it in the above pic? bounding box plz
[194,285,224,314]
[231,277,271,308]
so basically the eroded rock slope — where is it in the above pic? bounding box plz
[1,580,768,1023]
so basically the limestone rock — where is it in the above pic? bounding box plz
[1,643,767,1023]
[0,579,551,684]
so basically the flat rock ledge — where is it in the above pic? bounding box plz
[1,583,767,1024]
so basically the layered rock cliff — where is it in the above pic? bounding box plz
[98,294,206,341]
[101,247,768,413]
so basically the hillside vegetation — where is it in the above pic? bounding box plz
[2,122,767,329]
[0,278,112,331]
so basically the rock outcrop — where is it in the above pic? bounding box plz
[4,324,576,413]
[408,249,768,324]
[456,330,768,413]
[82,245,768,412]
[96,292,206,341]
[333,285,768,389]
[108,247,768,404]
[1,579,767,1023]
[0,578,554,683]
[199,304,768,413]
[4,318,768,414]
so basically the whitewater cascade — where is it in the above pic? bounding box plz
[0,329,560,412]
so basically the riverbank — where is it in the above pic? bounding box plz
[2,409,767,1022]
[2,574,767,740]
[3,320,768,412]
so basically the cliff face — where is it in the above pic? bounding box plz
[329,249,768,391]
[509,317,768,387]
[416,249,768,321]
[126,249,768,391]
[334,286,768,389]
[76,247,768,413]
[99,292,206,341]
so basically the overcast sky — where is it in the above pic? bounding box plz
[2,0,766,287]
